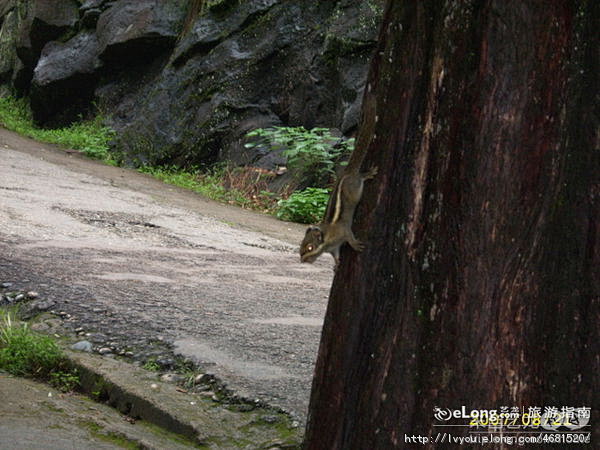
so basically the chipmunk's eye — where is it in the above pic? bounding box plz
[307,245,314,252]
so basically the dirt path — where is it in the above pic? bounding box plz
[0,127,333,423]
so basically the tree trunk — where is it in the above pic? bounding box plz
[304,1,598,448]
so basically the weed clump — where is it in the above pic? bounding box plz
[0,310,79,392]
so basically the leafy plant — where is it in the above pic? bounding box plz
[275,187,330,224]
[0,95,116,163]
[0,310,79,391]
[142,358,161,372]
[50,370,80,392]
[245,126,353,185]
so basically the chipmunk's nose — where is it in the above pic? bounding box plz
[301,254,315,263]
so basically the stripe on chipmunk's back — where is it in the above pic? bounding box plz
[330,176,345,225]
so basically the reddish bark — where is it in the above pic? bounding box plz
[305,1,598,448]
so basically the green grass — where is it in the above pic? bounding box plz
[139,165,253,208]
[0,309,80,392]
[0,96,116,163]
[142,358,162,372]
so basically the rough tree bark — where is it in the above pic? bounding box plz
[305,1,598,448]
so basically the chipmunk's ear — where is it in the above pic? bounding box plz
[304,226,323,243]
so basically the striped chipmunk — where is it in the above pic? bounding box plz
[299,166,377,267]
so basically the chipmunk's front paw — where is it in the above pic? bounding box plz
[363,166,378,180]
[350,239,364,252]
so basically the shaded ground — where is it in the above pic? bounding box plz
[0,372,199,449]
[0,127,333,423]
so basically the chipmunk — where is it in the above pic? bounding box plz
[300,166,377,266]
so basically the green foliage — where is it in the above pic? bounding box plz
[142,358,161,372]
[0,310,79,391]
[275,187,330,224]
[0,95,116,163]
[245,126,353,184]
[49,370,80,392]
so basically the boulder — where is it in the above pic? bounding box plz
[11,55,29,92]
[96,0,186,65]
[172,0,278,67]
[0,1,24,79]
[79,0,117,30]
[27,0,79,55]
[15,9,34,68]
[80,8,102,29]
[13,0,79,94]
[30,31,102,125]
[0,0,14,19]
[0,9,18,82]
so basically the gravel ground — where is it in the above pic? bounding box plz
[0,128,334,424]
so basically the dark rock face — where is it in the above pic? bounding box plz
[1,0,27,91]
[31,32,102,125]
[10,0,79,95]
[96,0,186,65]
[0,0,15,19]
[0,0,384,166]
[79,0,113,29]
[172,0,279,67]
[33,32,102,86]
[18,0,79,66]
[0,8,18,83]
[28,0,79,52]
[113,0,383,167]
